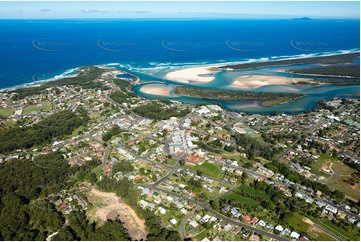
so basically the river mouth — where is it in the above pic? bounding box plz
[129,62,360,114]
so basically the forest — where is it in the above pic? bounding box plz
[0,153,131,241]
[288,65,360,78]
[102,125,122,142]
[0,110,87,153]
[133,102,191,120]
[97,177,181,240]
[221,52,359,70]
[174,86,303,107]
[232,133,282,160]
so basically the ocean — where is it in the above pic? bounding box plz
[0,19,359,113]
[0,19,359,89]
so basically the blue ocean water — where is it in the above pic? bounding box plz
[0,19,359,90]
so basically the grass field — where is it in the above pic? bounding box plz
[194,162,224,180]
[160,209,183,231]
[92,167,104,178]
[193,229,208,241]
[23,102,52,114]
[285,213,340,241]
[238,184,271,201]
[331,161,356,176]
[224,193,261,208]
[311,154,333,179]
[0,108,14,117]
[284,213,310,232]
[89,111,101,119]
[319,219,360,241]
[327,176,360,201]
[72,126,86,136]
[2,119,16,128]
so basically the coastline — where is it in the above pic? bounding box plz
[164,65,220,84]
[1,48,359,92]
[139,83,174,96]
[0,68,79,92]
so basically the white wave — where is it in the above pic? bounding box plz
[1,68,79,92]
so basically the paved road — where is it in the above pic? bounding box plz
[102,145,111,165]
[179,213,193,240]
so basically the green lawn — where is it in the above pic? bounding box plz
[160,209,183,231]
[311,154,333,179]
[2,119,16,128]
[72,126,86,136]
[327,177,360,201]
[193,229,208,241]
[331,161,356,176]
[91,167,104,179]
[224,193,261,208]
[0,108,14,117]
[319,219,360,241]
[194,162,224,180]
[238,184,271,201]
[23,102,52,114]
[314,233,336,241]
[89,112,101,119]
[284,213,310,232]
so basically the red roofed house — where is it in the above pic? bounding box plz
[186,154,200,165]
[250,217,259,224]
[243,215,251,223]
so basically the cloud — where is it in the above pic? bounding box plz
[40,9,52,12]
[81,9,150,14]
[14,9,23,12]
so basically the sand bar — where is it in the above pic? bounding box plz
[230,75,311,89]
[139,83,173,96]
[164,66,219,84]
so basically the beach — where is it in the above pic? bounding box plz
[164,66,219,84]
[230,75,311,89]
[139,83,174,96]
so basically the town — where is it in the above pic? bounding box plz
[0,66,359,241]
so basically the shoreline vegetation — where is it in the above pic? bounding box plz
[287,65,360,78]
[10,66,114,100]
[219,52,360,70]
[174,86,304,107]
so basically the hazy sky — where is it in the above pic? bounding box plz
[0,1,359,19]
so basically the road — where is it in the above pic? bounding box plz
[136,184,289,241]
[102,145,111,166]
[179,213,193,240]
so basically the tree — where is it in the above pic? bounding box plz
[210,200,220,211]
[112,161,134,174]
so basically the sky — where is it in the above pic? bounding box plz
[0,1,359,19]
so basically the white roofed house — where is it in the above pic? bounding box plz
[290,231,300,239]
[275,225,284,232]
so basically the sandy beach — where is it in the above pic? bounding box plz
[164,66,219,84]
[139,83,174,96]
[230,75,311,89]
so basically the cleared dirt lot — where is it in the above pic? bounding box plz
[87,188,147,240]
